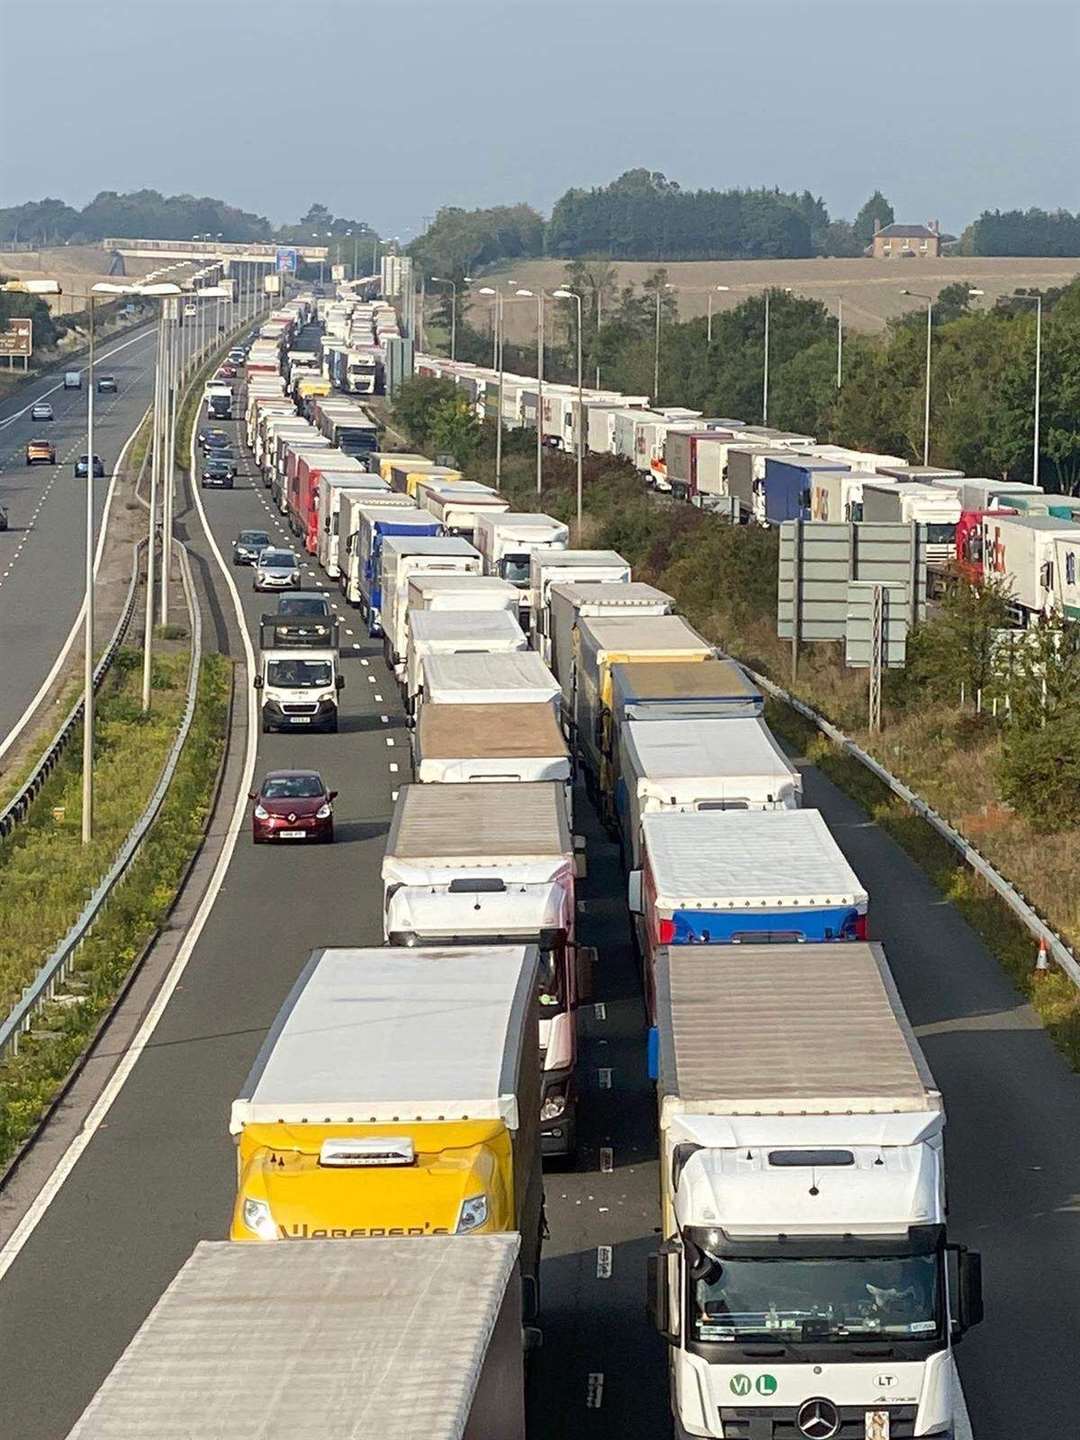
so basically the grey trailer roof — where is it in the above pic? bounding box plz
[231,946,536,1130]
[655,943,939,1111]
[641,809,866,908]
[992,514,1080,534]
[421,650,558,702]
[67,1236,521,1440]
[386,781,571,861]
[550,580,674,611]
[409,609,525,647]
[533,548,629,571]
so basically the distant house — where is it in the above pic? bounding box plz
[869,220,956,259]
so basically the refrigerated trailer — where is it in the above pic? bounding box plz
[980,512,1080,620]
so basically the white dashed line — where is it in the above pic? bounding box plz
[599,1147,614,1173]
[596,1246,613,1279]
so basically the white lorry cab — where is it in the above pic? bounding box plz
[474,512,570,617]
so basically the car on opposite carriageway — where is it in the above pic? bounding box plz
[96,374,118,394]
[75,454,106,479]
[233,529,271,565]
[30,401,54,422]
[26,439,56,465]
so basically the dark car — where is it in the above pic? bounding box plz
[0,504,8,532]
[277,594,332,618]
[96,375,118,394]
[75,455,106,479]
[198,426,229,453]
[204,443,237,476]
[272,592,336,644]
[233,528,271,565]
[250,770,336,844]
[202,457,235,489]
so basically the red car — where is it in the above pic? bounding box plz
[250,770,337,843]
[216,363,238,379]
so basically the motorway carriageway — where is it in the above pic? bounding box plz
[1,357,1079,1439]
[0,324,158,754]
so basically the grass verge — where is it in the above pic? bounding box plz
[766,699,1080,1066]
[0,650,230,1169]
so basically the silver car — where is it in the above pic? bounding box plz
[31,401,54,422]
[253,547,301,591]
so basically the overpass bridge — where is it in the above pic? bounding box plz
[101,237,329,263]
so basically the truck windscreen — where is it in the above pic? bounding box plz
[267,660,332,689]
[690,1252,942,1345]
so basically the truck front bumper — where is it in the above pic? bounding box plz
[540,1069,577,1158]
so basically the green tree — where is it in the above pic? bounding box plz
[391,376,459,450]
[429,394,482,467]
[897,580,1012,707]
[998,708,1080,829]
[853,190,895,247]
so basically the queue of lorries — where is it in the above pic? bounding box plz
[417,351,1080,625]
[68,290,984,1440]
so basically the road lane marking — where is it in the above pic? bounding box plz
[600,1146,613,1173]
[596,1246,613,1279]
[586,1374,604,1409]
[598,1067,612,1089]
[593,1002,606,1020]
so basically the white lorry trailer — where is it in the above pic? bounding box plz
[383,782,587,1158]
[380,535,483,671]
[979,512,1080,620]
[860,480,963,562]
[419,650,560,718]
[616,716,801,868]
[406,608,527,711]
[548,581,674,723]
[649,942,982,1440]
[529,549,631,661]
[65,1237,528,1440]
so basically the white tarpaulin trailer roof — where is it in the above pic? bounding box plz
[66,1236,521,1440]
[230,946,535,1130]
[641,809,866,910]
[421,650,558,706]
[623,716,799,790]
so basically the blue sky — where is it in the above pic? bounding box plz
[1,0,1077,239]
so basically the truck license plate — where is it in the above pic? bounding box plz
[280,830,306,839]
[865,1414,890,1440]
[289,716,312,724]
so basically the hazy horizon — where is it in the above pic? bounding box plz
[1,0,1077,240]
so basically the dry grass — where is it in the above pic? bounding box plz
[474,256,1080,341]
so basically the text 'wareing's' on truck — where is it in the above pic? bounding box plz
[648,944,982,1440]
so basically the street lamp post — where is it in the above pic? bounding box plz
[762,287,793,427]
[653,282,675,402]
[836,298,843,389]
[516,289,546,494]
[430,276,457,360]
[900,289,934,464]
[553,289,584,538]
[706,285,730,344]
[478,287,506,490]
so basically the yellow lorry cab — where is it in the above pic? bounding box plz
[229,945,543,1302]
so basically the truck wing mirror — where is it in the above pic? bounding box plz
[949,1245,984,1335]
[574,945,596,1002]
[253,675,264,690]
[646,1244,680,1344]
[627,870,644,915]
[336,674,345,690]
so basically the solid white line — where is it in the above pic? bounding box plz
[0,405,150,762]
[0,328,156,430]
[0,372,258,1285]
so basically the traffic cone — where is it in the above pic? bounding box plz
[1034,937,1050,976]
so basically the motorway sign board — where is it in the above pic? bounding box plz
[275,246,299,274]
[845,580,909,667]
[0,318,32,358]
[331,263,346,282]
[778,520,927,642]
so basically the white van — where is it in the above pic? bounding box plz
[64,370,82,389]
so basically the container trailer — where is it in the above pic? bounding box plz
[419,650,560,715]
[980,512,1080,620]
[381,536,483,666]
[316,471,389,573]
[529,549,631,660]
[609,657,764,727]
[763,456,850,525]
[549,581,674,722]
[406,609,528,711]
[344,502,438,617]
[422,481,511,541]
[474,512,570,616]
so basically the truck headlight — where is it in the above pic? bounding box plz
[455,1194,488,1233]
[242,1196,277,1240]
[541,1089,567,1121]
